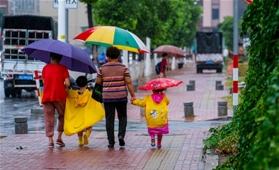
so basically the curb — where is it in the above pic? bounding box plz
[30,107,43,114]
[203,122,227,170]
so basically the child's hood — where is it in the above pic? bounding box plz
[151,93,164,104]
[75,90,90,107]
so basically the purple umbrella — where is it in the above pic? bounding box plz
[21,39,97,74]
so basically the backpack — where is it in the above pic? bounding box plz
[145,95,168,128]
[155,62,161,75]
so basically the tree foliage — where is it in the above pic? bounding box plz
[203,0,279,169]
[79,0,98,27]
[93,0,140,31]
[92,0,202,48]
[218,16,234,52]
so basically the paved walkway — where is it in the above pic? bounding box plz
[128,62,232,121]
[0,63,231,170]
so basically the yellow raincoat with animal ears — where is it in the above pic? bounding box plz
[64,89,105,136]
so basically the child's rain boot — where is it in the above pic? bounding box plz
[150,134,155,147]
[157,135,162,148]
[78,135,84,146]
[84,128,91,145]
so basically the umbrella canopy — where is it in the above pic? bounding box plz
[74,26,150,54]
[21,39,97,74]
[153,45,185,58]
[139,78,183,91]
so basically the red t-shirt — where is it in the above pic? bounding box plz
[160,58,167,73]
[42,64,69,103]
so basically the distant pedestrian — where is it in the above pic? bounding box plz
[64,76,105,146]
[95,47,136,148]
[97,52,108,68]
[132,89,170,148]
[160,53,168,78]
[42,52,70,147]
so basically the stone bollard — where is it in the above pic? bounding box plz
[218,101,227,116]
[183,101,194,117]
[215,81,223,90]
[15,117,28,134]
[215,81,222,88]
[189,80,195,90]
[133,79,138,92]
[187,84,194,91]
[216,84,224,90]
[139,98,145,116]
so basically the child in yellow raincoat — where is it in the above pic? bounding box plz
[64,76,105,146]
[132,89,170,148]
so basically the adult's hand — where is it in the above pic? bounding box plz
[130,96,136,103]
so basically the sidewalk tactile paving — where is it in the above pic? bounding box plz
[143,136,185,170]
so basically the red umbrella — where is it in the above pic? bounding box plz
[139,78,183,91]
[153,45,185,58]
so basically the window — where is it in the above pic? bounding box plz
[0,7,7,15]
[212,9,219,20]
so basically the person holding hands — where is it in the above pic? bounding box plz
[132,89,170,148]
[95,47,136,148]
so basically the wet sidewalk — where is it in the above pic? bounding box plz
[127,62,232,121]
[0,63,231,170]
[0,129,207,170]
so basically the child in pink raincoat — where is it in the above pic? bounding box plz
[132,89,170,148]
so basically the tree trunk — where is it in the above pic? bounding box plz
[87,4,93,27]
[87,4,98,65]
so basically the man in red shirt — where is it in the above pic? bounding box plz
[160,53,168,78]
[42,52,70,147]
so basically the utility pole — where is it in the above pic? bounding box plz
[233,0,239,115]
[144,37,151,76]
[65,9,68,43]
[58,0,66,42]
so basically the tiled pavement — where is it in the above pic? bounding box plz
[127,62,232,121]
[0,130,206,170]
[0,62,231,170]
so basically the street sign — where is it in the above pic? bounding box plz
[244,0,253,4]
[53,0,78,9]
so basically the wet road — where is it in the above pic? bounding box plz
[0,79,43,135]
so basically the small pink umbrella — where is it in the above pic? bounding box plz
[139,78,183,91]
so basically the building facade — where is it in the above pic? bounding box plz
[197,0,248,31]
[39,0,88,47]
[0,0,88,48]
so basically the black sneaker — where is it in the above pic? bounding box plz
[118,136,125,146]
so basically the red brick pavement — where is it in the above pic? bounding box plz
[0,63,230,170]
[0,129,207,170]
[127,63,232,121]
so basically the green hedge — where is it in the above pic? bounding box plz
[203,0,279,169]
